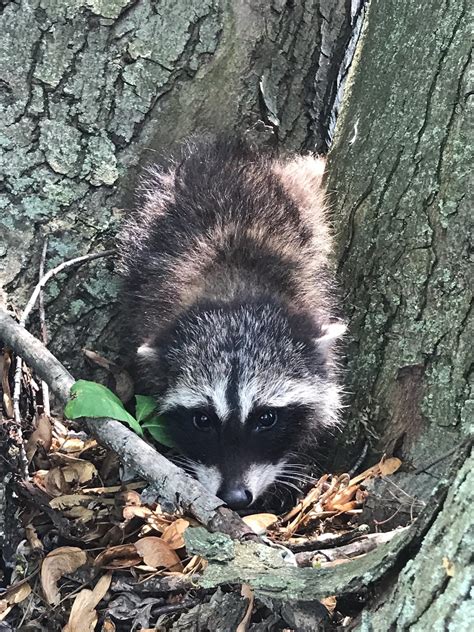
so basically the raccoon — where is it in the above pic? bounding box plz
[118,137,345,510]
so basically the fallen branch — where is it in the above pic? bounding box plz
[38,238,50,417]
[294,528,408,567]
[0,309,253,539]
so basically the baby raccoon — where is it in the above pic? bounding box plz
[118,137,345,510]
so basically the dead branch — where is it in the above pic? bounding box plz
[38,238,50,417]
[22,249,116,327]
[294,528,408,567]
[0,308,253,539]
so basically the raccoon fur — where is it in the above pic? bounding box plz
[118,137,345,510]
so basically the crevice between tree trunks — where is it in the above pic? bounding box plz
[0,308,253,540]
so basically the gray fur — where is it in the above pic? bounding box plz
[118,138,345,507]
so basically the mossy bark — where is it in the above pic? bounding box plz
[327,0,472,484]
[0,0,352,376]
[326,0,472,626]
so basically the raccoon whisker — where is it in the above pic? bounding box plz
[279,468,315,480]
[264,484,284,504]
[279,467,312,475]
[172,464,196,476]
[169,455,195,466]
[275,478,305,495]
[279,473,314,485]
[278,471,313,482]
[168,455,199,475]
[280,463,309,471]
[278,475,313,489]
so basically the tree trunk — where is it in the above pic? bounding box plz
[328,0,472,491]
[326,0,472,625]
[0,0,353,376]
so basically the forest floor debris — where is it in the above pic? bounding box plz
[0,341,420,630]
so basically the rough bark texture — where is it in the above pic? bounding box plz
[327,0,472,489]
[0,0,353,377]
[325,0,473,626]
[362,448,473,631]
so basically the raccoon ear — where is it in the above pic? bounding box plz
[136,342,158,360]
[315,322,347,354]
[273,154,326,205]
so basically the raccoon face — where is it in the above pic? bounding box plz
[137,302,344,510]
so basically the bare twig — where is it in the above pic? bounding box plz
[10,248,115,479]
[286,526,370,553]
[294,528,409,567]
[0,309,254,539]
[22,249,116,327]
[38,238,50,417]
[12,354,29,479]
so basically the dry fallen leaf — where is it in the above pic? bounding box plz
[50,494,99,510]
[324,485,358,511]
[135,537,183,571]
[3,582,31,605]
[25,524,43,551]
[236,584,254,632]
[321,595,337,614]
[379,457,403,477]
[349,456,402,486]
[0,350,14,419]
[242,513,278,535]
[63,506,95,522]
[61,460,98,485]
[58,438,88,453]
[63,573,112,632]
[26,414,52,462]
[182,554,207,575]
[42,467,70,497]
[161,519,190,549]
[41,547,87,605]
[101,618,116,631]
[116,489,142,508]
[122,505,153,521]
[94,544,142,569]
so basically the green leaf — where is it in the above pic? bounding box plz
[135,395,157,423]
[65,380,143,437]
[141,417,175,448]
[134,394,174,447]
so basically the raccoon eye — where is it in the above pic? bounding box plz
[255,409,277,430]
[192,412,212,431]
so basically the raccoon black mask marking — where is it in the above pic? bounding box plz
[118,138,345,510]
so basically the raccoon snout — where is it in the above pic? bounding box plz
[217,484,253,510]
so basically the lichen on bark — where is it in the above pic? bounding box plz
[0,0,352,377]
[327,0,472,479]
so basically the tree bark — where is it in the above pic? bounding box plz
[327,0,472,490]
[326,0,473,625]
[0,0,353,375]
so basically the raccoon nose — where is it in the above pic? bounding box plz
[218,486,253,509]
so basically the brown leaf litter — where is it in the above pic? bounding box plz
[1,350,412,631]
